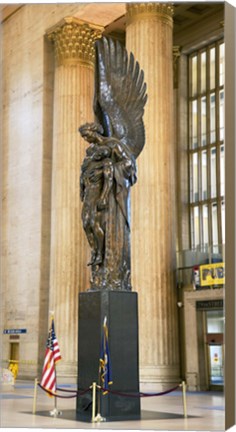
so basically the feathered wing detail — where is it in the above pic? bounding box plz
[93,37,147,158]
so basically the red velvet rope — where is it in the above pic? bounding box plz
[98,384,181,398]
[38,383,90,399]
[56,387,79,393]
[38,382,181,399]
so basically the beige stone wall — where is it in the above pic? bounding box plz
[1,3,97,377]
[1,2,128,379]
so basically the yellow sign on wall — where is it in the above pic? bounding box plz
[200,263,225,286]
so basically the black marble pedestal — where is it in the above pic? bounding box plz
[76,291,140,422]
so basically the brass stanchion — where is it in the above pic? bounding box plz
[32,378,38,414]
[181,381,188,418]
[91,382,97,422]
[91,383,105,422]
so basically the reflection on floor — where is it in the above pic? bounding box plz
[0,380,225,431]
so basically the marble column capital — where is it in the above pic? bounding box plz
[126,3,174,27]
[46,17,104,67]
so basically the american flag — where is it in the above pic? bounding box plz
[40,318,61,395]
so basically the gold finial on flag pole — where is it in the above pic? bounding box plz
[49,310,54,319]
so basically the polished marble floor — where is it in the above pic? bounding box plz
[0,380,225,431]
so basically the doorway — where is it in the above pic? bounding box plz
[9,342,19,379]
[10,342,19,361]
[206,310,224,390]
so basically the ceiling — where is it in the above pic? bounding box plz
[0,2,224,46]
[104,2,224,42]
[174,2,223,30]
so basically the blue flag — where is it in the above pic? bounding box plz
[99,316,113,394]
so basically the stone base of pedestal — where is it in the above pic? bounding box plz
[76,290,140,422]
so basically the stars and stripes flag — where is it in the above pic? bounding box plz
[40,317,61,395]
[99,316,113,395]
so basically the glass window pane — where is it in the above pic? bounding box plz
[211,147,217,198]
[221,201,225,245]
[210,93,216,143]
[203,204,209,245]
[220,145,225,196]
[201,96,207,146]
[201,51,206,92]
[193,206,200,248]
[192,55,198,96]
[209,345,224,386]
[219,43,225,86]
[189,42,224,253]
[191,100,198,148]
[212,203,218,245]
[201,150,208,200]
[207,310,224,333]
[210,47,215,89]
[192,152,199,202]
[219,90,224,141]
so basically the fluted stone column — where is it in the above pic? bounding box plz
[126,3,179,388]
[47,18,103,376]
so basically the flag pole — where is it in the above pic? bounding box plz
[93,316,107,422]
[95,318,104,420]
[50,393,62,417]
[94,367,104,422]
[32,378,38,414]
[48,311,62,417]
[96,325,104,420]
[181,381,188,418]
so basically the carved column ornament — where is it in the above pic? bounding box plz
[126,2,174,27]
[173,46,182,89]
[47,17,103,67]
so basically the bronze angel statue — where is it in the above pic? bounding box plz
[79,37,147,291]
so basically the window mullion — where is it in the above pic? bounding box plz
[206,47,212,205]
[199,204,204,249]
[216,43,223,248]
[217,197,223,248]
[215,43,221,199]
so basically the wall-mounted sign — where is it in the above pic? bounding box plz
[199,263,225,286]
[196,300,224,310]
[3,329,27,335]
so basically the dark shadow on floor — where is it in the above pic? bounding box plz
[141,410,198,420]
[24,409,199,422]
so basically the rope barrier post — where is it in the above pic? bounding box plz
[32,378,38,414]
[181,381,187,418]
[91,382,97,422]
[93,385,105,422]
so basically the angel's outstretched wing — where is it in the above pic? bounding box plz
[93,37,147,159]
